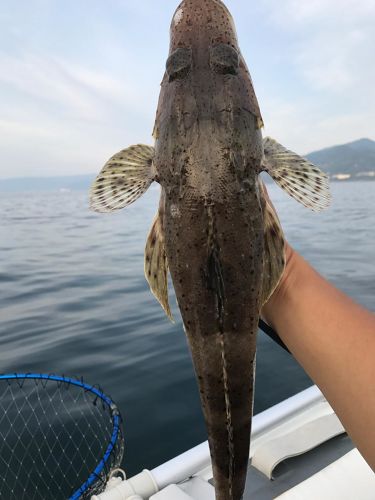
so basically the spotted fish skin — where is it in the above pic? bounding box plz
[89,1,331,498]
[153,1,264,499]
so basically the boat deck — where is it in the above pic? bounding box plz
[95,387,375,500]
[243,433,353,499]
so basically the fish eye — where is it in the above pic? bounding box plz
[166,48,192,82]
[210,44,239,75]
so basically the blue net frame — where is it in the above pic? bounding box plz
[0,373,124,499]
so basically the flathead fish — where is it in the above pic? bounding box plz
[90,1,331,499]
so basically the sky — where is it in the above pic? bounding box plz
[0,0,374,179]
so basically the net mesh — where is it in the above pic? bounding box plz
[0,375,124,499]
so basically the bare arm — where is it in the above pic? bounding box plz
[262,244,375,471]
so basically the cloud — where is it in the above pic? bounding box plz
[0,1,373,177]
[263,0,375,24]
[0,2,167,178]
[260,0,375,93]
[0,49,157,178]
[0,119,60,140]
[0,51,147,121]
[0,53,95,119]
[253,0,375,152]
[296,29,368,92]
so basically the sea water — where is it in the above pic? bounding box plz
[0,181,373,475]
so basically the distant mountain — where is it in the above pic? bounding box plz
[1,138,374,192]
[306,138,375,180]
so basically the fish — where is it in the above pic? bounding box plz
[89,1,331,499]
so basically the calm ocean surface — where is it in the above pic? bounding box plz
[0,181,374,476]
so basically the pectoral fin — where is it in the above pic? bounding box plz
[262,137,331,212]
[90,144,155,213]
[260,182,286,304]
[145,211,173,321]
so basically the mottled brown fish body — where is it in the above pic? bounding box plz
[90,1,331,498]
[153,1,264,498]
[165,194,262,500]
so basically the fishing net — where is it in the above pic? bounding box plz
[0,374,124,499]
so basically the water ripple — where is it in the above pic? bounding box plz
[0,182,373,475]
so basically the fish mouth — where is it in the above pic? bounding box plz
[171,0,238,40]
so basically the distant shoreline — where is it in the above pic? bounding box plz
[0,175,373,194]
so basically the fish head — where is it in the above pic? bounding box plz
[153,0,264,198]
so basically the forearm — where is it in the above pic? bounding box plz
[263,248,375,470]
